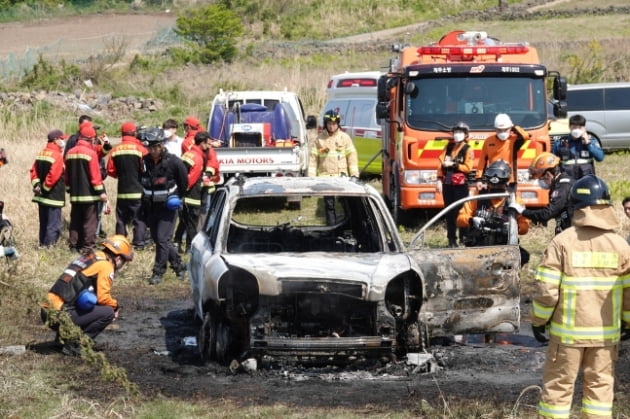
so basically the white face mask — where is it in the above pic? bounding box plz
[570,128,584,139]
[453,132,466,142]
[58,140,66,150]
[497,131,510,141]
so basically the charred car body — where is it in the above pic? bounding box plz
[189,176,520,363]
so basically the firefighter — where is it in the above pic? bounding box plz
[41,235,134,356]
[508,152,574,235]
[552,114,604,182]
[30,129,67,247]
[533,175,630,419]
[475,113,531,191]
[308,109,359,225]
[106,122,148,250]
[139,127,188,285]
[179,131,219,252]
[437,122,474,247]
[457,159,530,265]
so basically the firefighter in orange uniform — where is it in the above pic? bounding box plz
[41,235,134,356]
[457,159,529,265]
[533,175,630,419]
[437,122,474,247]
[475,113,535,190]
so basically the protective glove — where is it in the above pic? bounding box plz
[532,323,549,343]
[471,216,485,229]
[0,245,18,259]
[442,160,455,168]
[33,183,42,196]
[508,202,525,214]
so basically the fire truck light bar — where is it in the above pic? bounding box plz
[418,45,529,57]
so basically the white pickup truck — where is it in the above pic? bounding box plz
[207,89,317,184]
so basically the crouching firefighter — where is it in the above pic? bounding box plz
[456,159,530,266]
[40,235,134,356]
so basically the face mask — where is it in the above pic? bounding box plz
[570,128,583,139]
[58,140,66,150]
[538,179,550,190]
[453,132,466,142]
[497,131,510,141]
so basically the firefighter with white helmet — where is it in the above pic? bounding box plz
[475,113,534,191]
[309,109,359,225]
[508,152,574,234]
[41,235,134,356]
[533,175,630,418]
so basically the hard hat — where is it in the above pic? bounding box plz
[452,121,470,134]
[166,195,182,211]
[76,288,97,311]
[529,152,560,179]
[570,175,611,209]
[494,113,513,130]
[79,122,97,139]
[483,159,511,184]
[121,122,137,136]
[184,116,200,129]
[137,126,165,146]
[323,109,341,126]
[102,234,134,261]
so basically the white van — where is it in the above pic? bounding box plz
[567,82,630,151]
[321,71,383,175]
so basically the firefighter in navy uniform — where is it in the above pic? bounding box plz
[139,127,188,285]
[533,175,630,419]
[41,235,134,356]
[551,114,604,182]
[509,152,574,235]
[457,159,530,265]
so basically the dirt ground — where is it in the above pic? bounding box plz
[27,281,630,414]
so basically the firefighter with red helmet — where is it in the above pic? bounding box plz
[41,235,134,356]
[508,152,574,234]
[533,175,630,418]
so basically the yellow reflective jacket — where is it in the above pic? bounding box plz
[532,205,630,346]
[308,129,359,177]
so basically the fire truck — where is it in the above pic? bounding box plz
[376,30,567,222]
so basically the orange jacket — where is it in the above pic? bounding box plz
[475,133,516,181]
[456,195,529,235]
[437,141,474,179]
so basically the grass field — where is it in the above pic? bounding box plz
[2,0,630,417]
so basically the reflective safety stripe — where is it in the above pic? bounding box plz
[572,251,619,268]
[143,185,178,196]
[117,193,142,200]
[538,401,571,418]
[561,158,593,165]
[581,398,612,416]
[550,322,620,343]
[624,310,630,323]
[184,197,201,206]
[533,300,554,320]
[561,275,624,290]
[32,196,64,207]
[535,266,561,285]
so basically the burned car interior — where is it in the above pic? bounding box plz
[226,196,389,253]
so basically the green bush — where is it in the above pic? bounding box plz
[19,55,81,90]
[174,4,243,64]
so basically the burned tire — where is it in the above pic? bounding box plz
[199,312,217,364]
[215,319,231,365]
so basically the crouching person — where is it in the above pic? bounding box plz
[40,235,134,356]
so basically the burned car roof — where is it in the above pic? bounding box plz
[229,176,378,197]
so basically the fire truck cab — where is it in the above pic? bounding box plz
[376,30,567,222]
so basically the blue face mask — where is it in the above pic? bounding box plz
[538,179,550,190]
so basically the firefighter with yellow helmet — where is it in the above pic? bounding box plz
[508,152,574,234]
[309,109,359,225]
[41,235,134,356]
[533,175,630,418]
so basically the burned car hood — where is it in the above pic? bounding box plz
[221,252,412,298]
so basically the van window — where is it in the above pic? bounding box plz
[605,87,630,110]
[345,99,378,129]
[567,89,603,112]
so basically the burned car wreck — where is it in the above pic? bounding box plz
[189,177,520,364]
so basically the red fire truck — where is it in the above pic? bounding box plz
[376,30,567,222]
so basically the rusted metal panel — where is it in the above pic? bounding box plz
[410,245,520,336]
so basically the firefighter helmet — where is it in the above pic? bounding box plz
[102,235,134,261]
[570,175,612,209]
[494,113,513,129]
[322,109,341,126]
[529,152,560,179]
[138,126,165,146]
[452,121,470,134]
[483,159,511,185]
